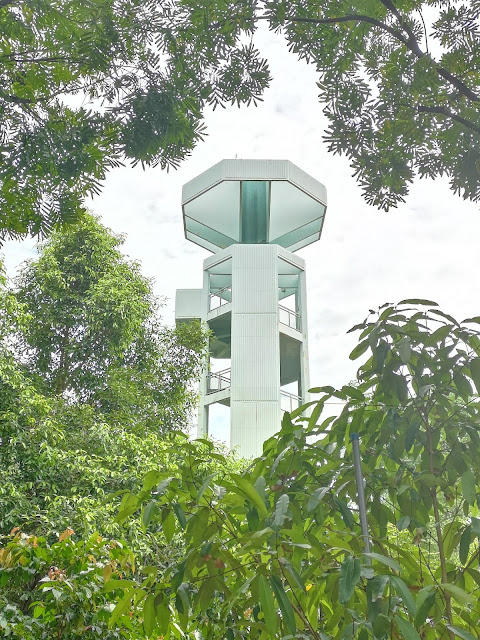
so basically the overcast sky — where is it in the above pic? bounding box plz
[3,24,479,444]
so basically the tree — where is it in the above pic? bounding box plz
[3,0,477,241]
[263,0,480,209]
[0,242,239,638]
[112,301,480,640]
[15,213,206,431]
[0,0,269,239]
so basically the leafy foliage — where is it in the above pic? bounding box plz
[0,0,270,239]
[15,213,207,431]
[1,0,478,238]
[0,224,239,637]
[112,301,480,640]
[263,0,480,209]
[0,528,139,639]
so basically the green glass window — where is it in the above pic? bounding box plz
[240,181,269,243]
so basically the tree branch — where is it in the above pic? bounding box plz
[377,0,424,57]
[286,13,480,103]
[1,56,86,64]
[286,15,409,47]
[418,105,480,136]
[436,68,480,102]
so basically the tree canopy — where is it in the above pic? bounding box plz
[14,214,206,431]
[0,0,269,239]
[107,300,480,640]
[265,0,480,209]
[0,219,237,638]
[1,0,478,240]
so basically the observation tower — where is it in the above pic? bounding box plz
[175,160,327,458]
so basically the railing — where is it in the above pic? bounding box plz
[209,285,232,311]
[279,304,301,331]
[281,390,301,413]
[207,368,231,394]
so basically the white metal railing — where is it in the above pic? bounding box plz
[279,304,301,331]
[207,368,231,394]
[209,286,232,311]
[281,390,301,413]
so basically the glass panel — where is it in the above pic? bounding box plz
[241,181,269,243]
[185,216,236,249]
[273,217,323,250]
[269,181,325,241]
[184,181,240,241]
[185,231,222,253]
[288,232,323,252]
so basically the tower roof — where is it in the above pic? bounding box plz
[182,159,327,253]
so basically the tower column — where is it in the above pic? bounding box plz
[230,244,281,455]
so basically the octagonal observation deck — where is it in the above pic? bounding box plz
[182,159,327,253]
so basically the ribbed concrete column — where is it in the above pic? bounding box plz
[230,244,281,457]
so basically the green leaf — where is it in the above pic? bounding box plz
[459,526,471,564]
[108,591,132,627]
[390,576,416,616]
[350,338,370,360]
[398,337,411,364]
[470,358,480,394]
[142,502,159,530]
[143,594,156,636]
[254,476,266,501]
[364,552,401,572]
[259,575,277,636]
[398,299,438,306]
[155,477,175,496]
[441,583,474,605]
[395,615,421,640]
[103,579,138,592]
[162,509,176,544]
[115,492,140,523]
[142,470,163,492]
[461,470,476,506]
[308,400,326,427]
[196,473,216,504]
[231,475,268,518]
[172,503,186,529]
[471,517,480,536]
[454,373,473,401]
[339,556,361,604]
[415,587,435,627]
[405,421,420,452]
[155,596,170,635]
[342,385,365,400]
[396,515,411,531]
[176,582,190,614]
[270,575,296,635]
[446,625,479,640]
[334,497,355,529]
[307,486,329,511]
[273,494,289,531]
[373,613,390,638]
[281,559,306,592]
[370,574,389,601]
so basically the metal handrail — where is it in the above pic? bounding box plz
[207,368,231,393]
[280,390,301,413]
[278,304,301,331]
[209,285,232,311]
